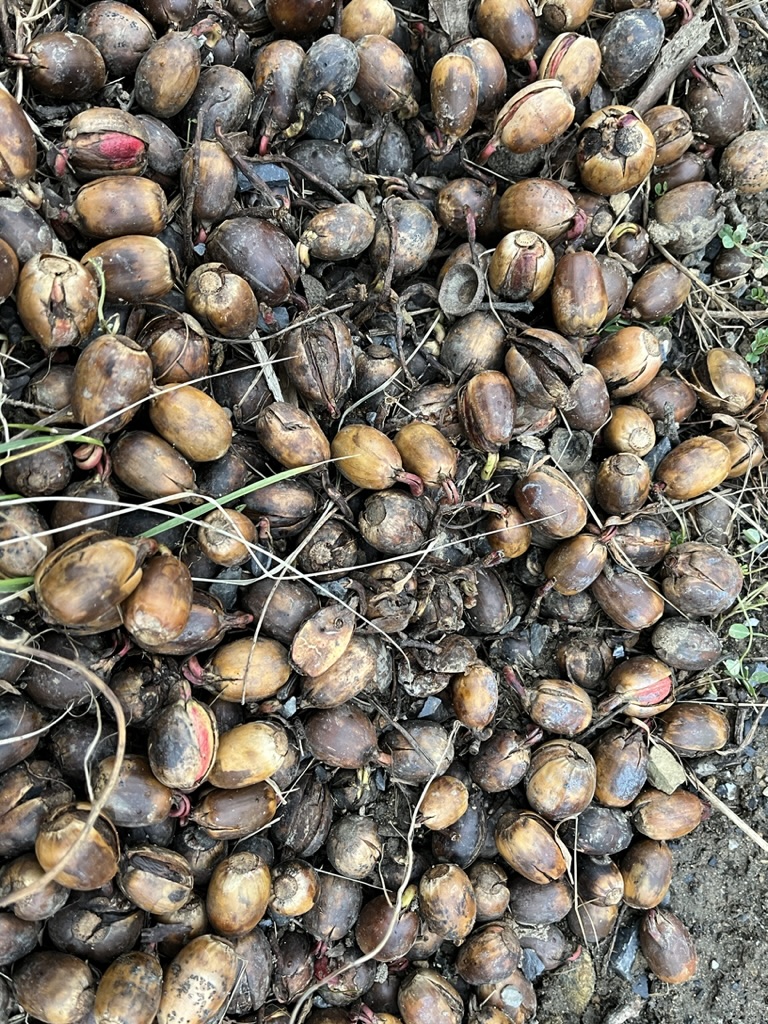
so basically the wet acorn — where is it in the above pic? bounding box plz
[626,262,692,322]
[526,740,596,821]
[632,788,710,840]
[593,726,648,807]
[550,249,608,336]
[82,236,177,303]
[655,437,732,500]
[93,951,163,1024]
[185,263,259,339]
[661,542,743,617]
[71,333,153,432]
[591,326,662,397]
[458,370,517,478]
[16,254,99,353]
[495,809,569,883]
[488,79,575,156]
[71,176,168,238]
[14,951,95,1024]
[498,178,578,243]
[652,182,724,255]
[157,934,238,1024]
[430,54,479,150]
[35,803,120,890]
[691,348,756,414]
[514,465,588,539]
[600,655,674,718]
[599,9,664,89]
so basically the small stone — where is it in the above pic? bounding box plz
[711,960,720,970]
[610,922,640,982]
[647,745,686,793]
[537,948,596,1022]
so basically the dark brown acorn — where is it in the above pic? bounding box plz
[639,909,697,984]
[206,217,300,306]
[458,371,517,479]
[577,106,656,196]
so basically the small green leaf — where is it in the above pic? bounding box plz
[743,528,762,545]
[729,623,751,640]
[749,668,768,686]
[724,658,742,677]
[0,577,34,593]
[734,223,749,243]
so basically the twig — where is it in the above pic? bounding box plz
[630,0,713,113]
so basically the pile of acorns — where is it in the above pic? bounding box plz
[0,0,766,1020]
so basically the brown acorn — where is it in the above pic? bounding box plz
[577,106,656,196]
[488,231,555,302]
[255,402,330,468]
[639,909,697,984]
[331,424,423,493]
[157,935,238,1024]
[16,254,98,353]
[655,437,732,500]
[71,334,153,433]
[35,803,120,890]
[538,32,601,103]
[632,788,709,840]
[150,385,233,462]
[430,54,479,150]
[514,465,588,539]
[82,236,177,303]
[185,263,259,340]
[71,176,168,238]
[93,951,163,1024]
[551,250,608,337]
[35,530,157,631]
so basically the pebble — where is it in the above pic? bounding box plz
[647,745,686,793]
[610,922,640,981]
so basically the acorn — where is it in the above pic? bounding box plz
[270,859,319,916]
[385,721,454,784]
[498,178,578,243]
[593,726,648,807]
[452,37,508,115]
[691,348,756,414]
[599,9,664,89]
[603,405,656,456]
[35,531,157,631]
[538,32,602,104]
[0,852,69,921]
[655,437,732,500]
[436,178,494,237]
[594,453,651,515]
[452,662,499,731]
[12,31,106,100]
[591,326,662,397]
[632,788,710,840]
[71,176,168,238]
[71,334,153,433]
[77,1,156,76]
[458,370,517,479]
[621,839,673,910]
[185,263,259,339]
[550,250,608,337]
[356,893,420,961]
[304,704,383,769]
[658,703,729,758]
[16,254,98,353]
[495,809,569,883]
[298,204,376,264]
[468,861,511,922]
[206,852,271,937]
[251,39,304,143]
[181,141,238,237]
[709,424,764,478]
[138,312,211,385]
[420,776,470,831]
[191,783,278,840]
[35,803,120,890]
[486,505,533,560]
[685,64,753,147]
[526,740,596,820]
[14,951,95,1024]
[514,465,588,539]
[0,89,37,199]
[639,909,697,984]
[340,0,396,39]
[419,864,477,944]
[56,108,150,180]
[372,198,439,278]
[135,113,184,186]
[157,935,238,1024]
[609,222,650,271]
[430,54,479,151]
[577,107,656,196]
[301,873,363,941]
[651,618,722,671]
[326,815,382,879]
[150,385,233,463]
[118,846,194,915]
[93,951,163,1024]
[486,79,575,156]
[488,231,555,302]
[92,754,174,828]
[287,34,360,137]
[147,682,219,792]
[111,431,196,502]
[633,375,697,424]
[626,262,692,322]
[206,217,300,306]
[600,655,674,718]
[567,897,619,943]
[652,182,724,255]
[643,105,694,166]
[541,0,593,30]
[0,503,54,577]
[398,970,463,1024]
[82,236,177,303]
[476,0,538,65]
[469,729,536,792]
[255,402,330,468]
[135,27,207,118]
[394,422,460,501]
[507,670,592,738]
[208,721,290,788]
[660,542,743,617]
[354,35,418,118]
